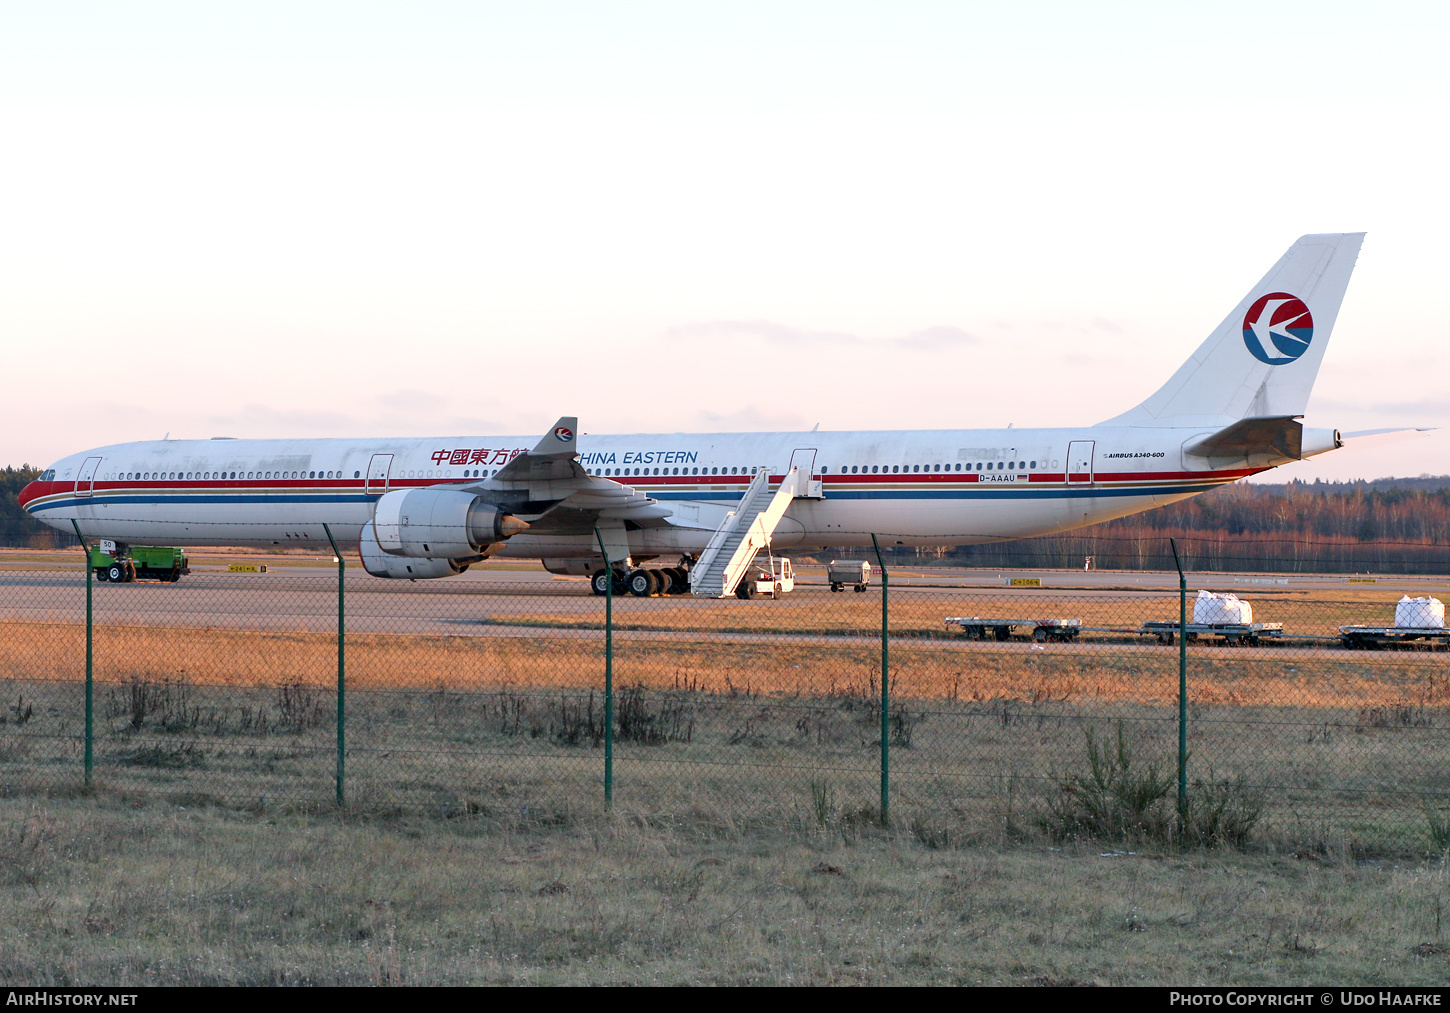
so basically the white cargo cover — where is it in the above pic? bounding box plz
[1396,596,1446,628]
[1193,590,1253,624]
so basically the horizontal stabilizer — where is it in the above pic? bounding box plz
[1186,415,1303,461]
[1340,427,1435,443]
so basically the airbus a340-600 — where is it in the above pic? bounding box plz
[20,233,1384,595]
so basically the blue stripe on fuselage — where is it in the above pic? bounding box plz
[26,482,1217,515]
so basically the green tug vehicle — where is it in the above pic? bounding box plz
[90,540,190,583]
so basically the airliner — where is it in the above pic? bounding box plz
[20,233,1376,592]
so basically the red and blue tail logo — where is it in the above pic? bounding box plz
[1242,292,1314,365]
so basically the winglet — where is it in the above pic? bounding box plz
[531,417,579,456]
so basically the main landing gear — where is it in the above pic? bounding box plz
[590,560,693,597]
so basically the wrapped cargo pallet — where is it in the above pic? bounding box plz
[1395,595,1446,628]
[1193,590,1253,624]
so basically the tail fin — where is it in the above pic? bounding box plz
[1102,233,1364,427]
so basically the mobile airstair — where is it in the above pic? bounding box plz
[690,466,816,598]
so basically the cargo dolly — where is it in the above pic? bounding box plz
[1338,626,1450,650]
[945,617,1082,643]
[1141,621,1284,647]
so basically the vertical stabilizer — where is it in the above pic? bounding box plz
[1102,233,1363,427]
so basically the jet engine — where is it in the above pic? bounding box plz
[371,488,528,558]
[359,523,480,579]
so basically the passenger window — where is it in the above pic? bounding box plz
[1030,461,1036,469]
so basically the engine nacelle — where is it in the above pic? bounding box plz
[359,523,476,579]
[372,488,527,558]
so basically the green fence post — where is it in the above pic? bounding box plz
[594,529,614,810]
[871,534,889,826]
[70,521,92,789]
[323,525,345,806]
[1171,537,1187,816]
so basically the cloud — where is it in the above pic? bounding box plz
[1368,398,1450,420]
[375,389,445,412]
[668,319,978,352]
[205,403,358,433]
[894,326,979,351]
[669,319,863,348]
[694,404,810,431]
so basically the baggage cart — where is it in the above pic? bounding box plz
[1338,625,1450,650]
[1142,621,1284,647]
[827,559,871,593]
[945,616,1082,643]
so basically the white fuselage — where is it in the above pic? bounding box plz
[22,425,1258,561]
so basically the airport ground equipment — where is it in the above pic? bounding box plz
[691,466,819,598]
[90,542,189,583]
[945,617,1082,642]
[1142,620,1283,647]
[828,560,871,593]
[1338,625,1450,650]
[736,557,795,599]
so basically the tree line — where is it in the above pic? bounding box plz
[938,478,1450,573]
[0,466,77,549]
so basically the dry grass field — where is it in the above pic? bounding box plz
[3,568,1450,982]
[4,795,1450,985]
[1,609,1448,850]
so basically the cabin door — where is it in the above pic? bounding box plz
[365,454,394,494]
[74,457,102,498]
[1067,441,1095,485]
[787,448,817,479]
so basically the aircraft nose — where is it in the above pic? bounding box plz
[17,480,43,512]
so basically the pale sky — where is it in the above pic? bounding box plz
[3,2,1447,482]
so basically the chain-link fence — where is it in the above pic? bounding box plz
[3,542,1449,850]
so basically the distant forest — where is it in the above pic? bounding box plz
[6,464,1450,573]
[926,477,1450,574]
[0,466,76,550]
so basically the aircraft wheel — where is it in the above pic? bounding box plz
[627,570,653,597]
[590,569,611,596]
[95,568,109,582]
[107,564,124,582]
